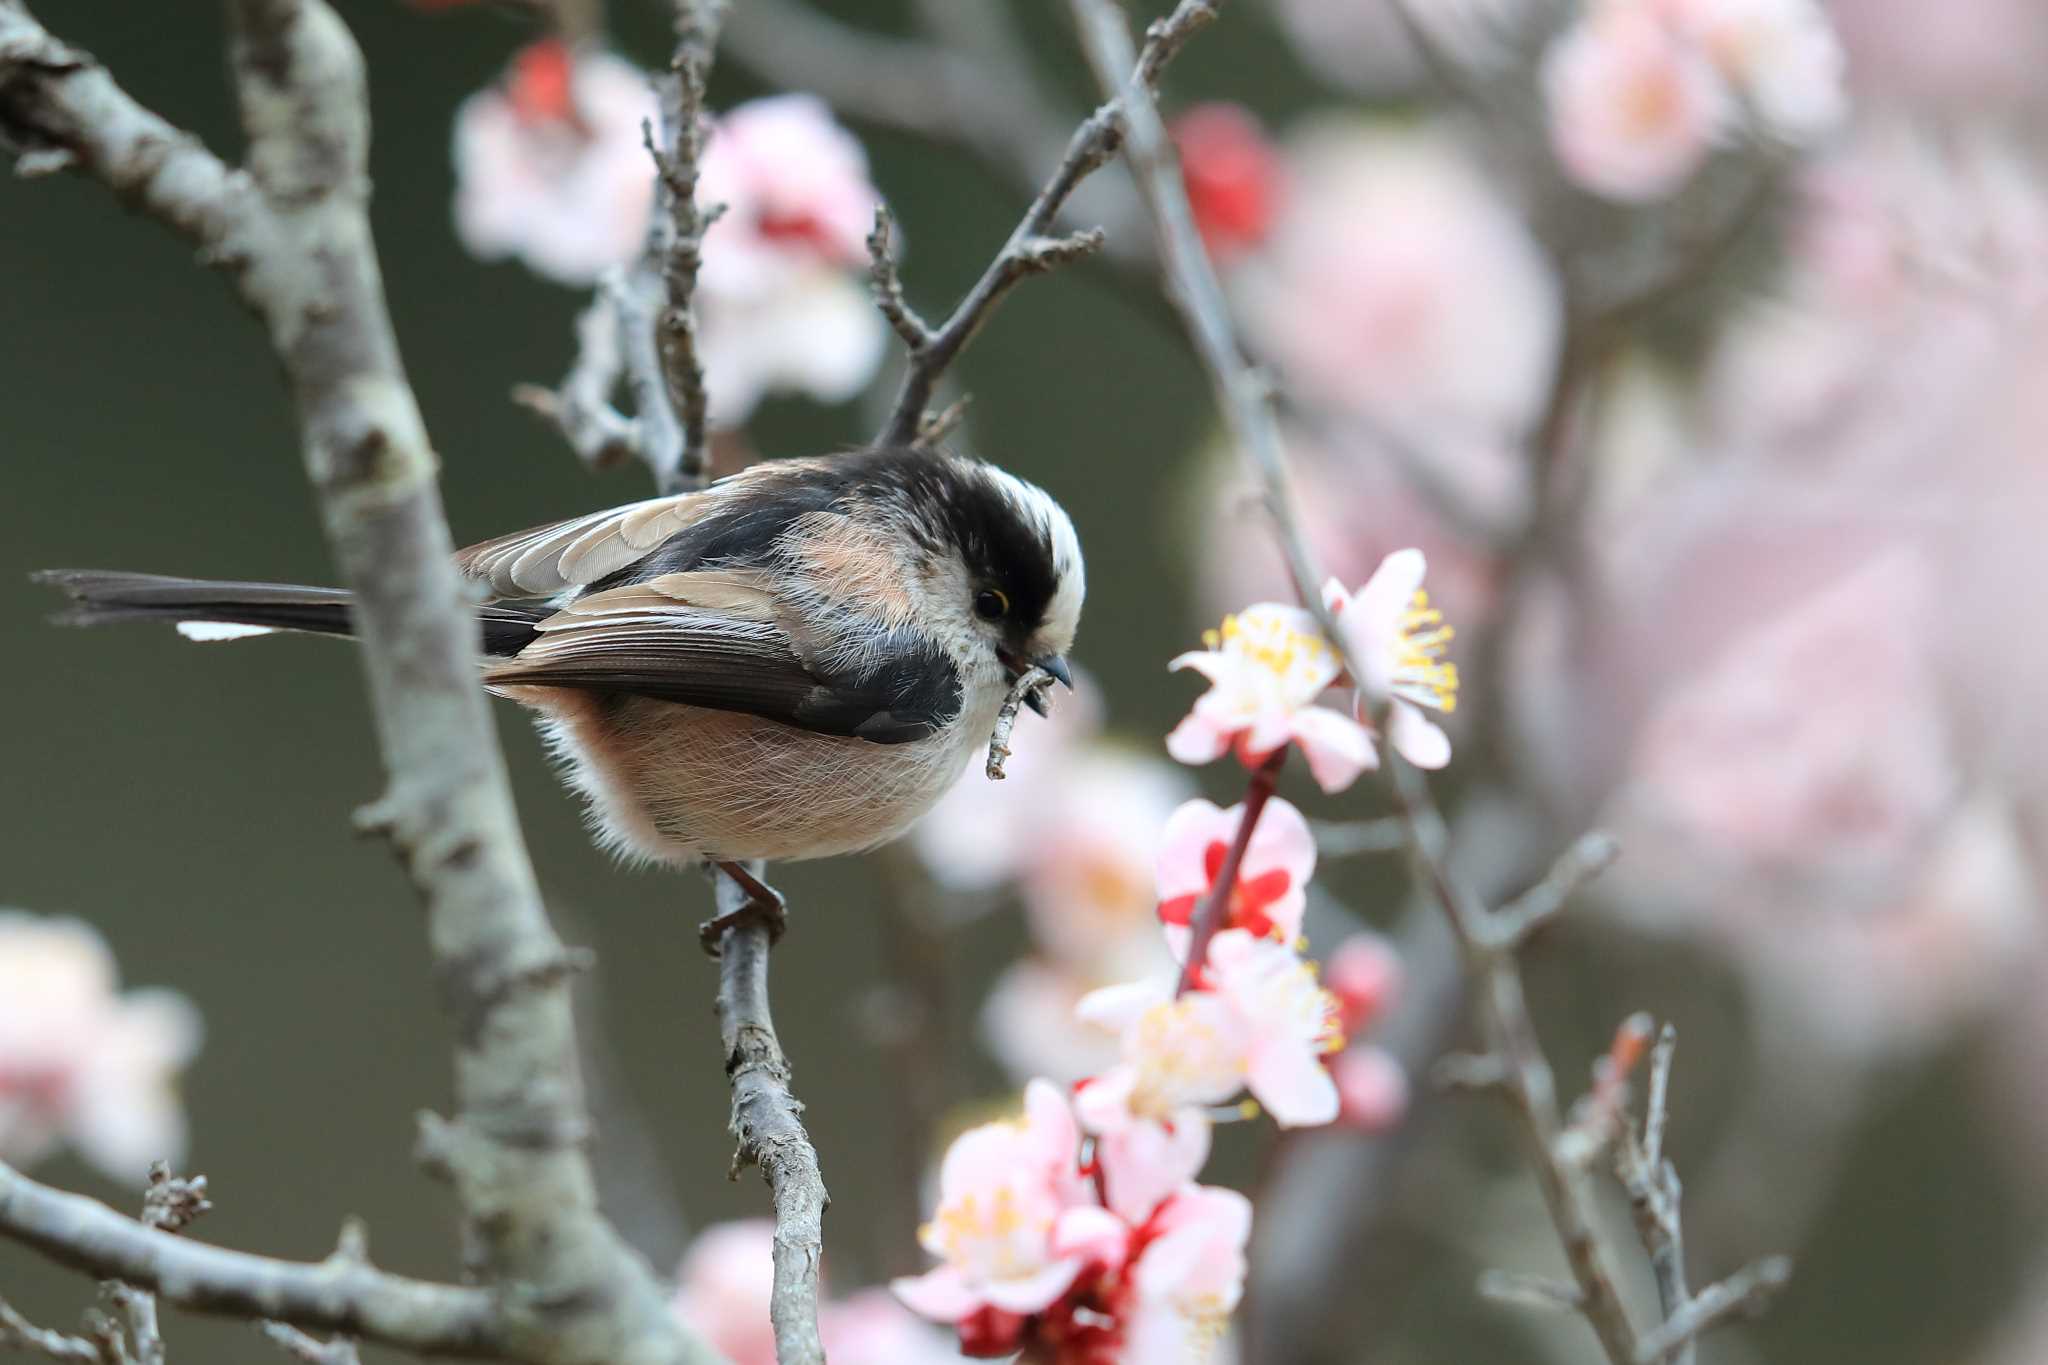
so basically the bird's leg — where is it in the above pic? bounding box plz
[699,859,788,955]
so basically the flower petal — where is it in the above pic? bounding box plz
[1389,700,1453,769]
[1289,706,1379,793]
[890,1266,980,1323]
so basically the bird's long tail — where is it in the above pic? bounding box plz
[34,570,545,656]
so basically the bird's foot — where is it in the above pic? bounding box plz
[700,860,788,956]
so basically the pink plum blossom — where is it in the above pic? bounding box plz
[672,1221,966,1364]
[452,42,660,284]
[1154,796,1316,961]
[0,913,201,1182]
[892,1080,1104,1326]
[1120,1185,1252,1364]
[1324,932,1402,1037]
[1325,550,1460,769]
[1078,929,1343,1130]
[1166,604,1375,793]
[1541,4,1730,202]
[692,94,887,425]
[1329,1047,1411,1133]
[1233,120,1561,462]
[1172,104,1283,264]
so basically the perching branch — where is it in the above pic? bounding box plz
[711,867,829,1365]
[0,4,724,1362]
[870,0,1221,448]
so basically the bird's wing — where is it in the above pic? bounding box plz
[453,492,719,600]
[451,456,845,601]
[482,570,963,744]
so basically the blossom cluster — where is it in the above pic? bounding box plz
[451,41,886,427]
[895,557,1435,1359]
[1543,0,1848,202]
[0,913,200,1183]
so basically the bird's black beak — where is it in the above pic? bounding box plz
[1002,652,1074,717]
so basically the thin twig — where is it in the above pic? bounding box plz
[1176,752,1285,996]
[513,285,642,473]
[873,0,1218,448]
[1492,830,1621,949]
[1478,1270,1586,1314]
[713,866,828,1365]
[258,1323,361,1365]
[1309,816,1407,858]
[1632,1257,1793,1365]
[986,665,1056,779]
[866,205,933,350]
[0,1297,102,1363]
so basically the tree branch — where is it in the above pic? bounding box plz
[712,868,828,1365]
[0,4,725,1361]
[1176,751,1284,996]
[871,0,1219,448]
[513,282,643,474]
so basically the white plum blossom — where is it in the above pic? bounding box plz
[1078,929,1344,1132]
[452,42,660,285]
[1166,604,1375,793]
[1665,0,1847,141]
[1325,549,1461,770]
[1542,3,1731,202]
[1120,1185,1252,1365]
[0,913,201,1182]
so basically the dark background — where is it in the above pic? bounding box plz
[1,4,2032,1365]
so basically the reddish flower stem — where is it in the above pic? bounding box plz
[1175,751,1286,996]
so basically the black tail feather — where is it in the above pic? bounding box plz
[33,570,545,656]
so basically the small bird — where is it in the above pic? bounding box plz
[36,445,1083,929]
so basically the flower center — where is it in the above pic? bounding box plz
[1129,999,1248,1116]
[1392,589,1459,715]
[924,1183,1054,1281]
[1204,608,1339,704]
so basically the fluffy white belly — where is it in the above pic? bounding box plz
[512,688,997,865]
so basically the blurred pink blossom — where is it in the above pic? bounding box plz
[1267,0,1530,95]
[891,1080,1104,1326]
[452,42,659,285]
[1827,0,2048,113]
[1166,604,1375,793]
[982,957,1138,1087]
[1542,3,1730,201]
[1234,120,1562,462]
[0,913,200,1184]
[1325,550,1460,769]
[692,94,888,425]
[1078,929,1343,1129]
[1329,1047,1411,1133]
[1665,0,1847,140]
[1172,104,1283,263]
[672,1221,965,1364]
[1155,796,1315,961]
[1324,932,1402,1038]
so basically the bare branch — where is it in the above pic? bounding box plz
[0,1159,500,1355]
[1633,1257,1793,1365]
[712,867,828,1365]
[0,4,725,1362]
[258,1323,361,1365]
[1492,830,1621,950]
[866,205,933,351]
[514,285,642,473]
[874,0,1213,447]
[1478,1271,1585,1314]
[0,1296,102,1364]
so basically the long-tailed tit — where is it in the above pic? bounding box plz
[37,445,1083,921]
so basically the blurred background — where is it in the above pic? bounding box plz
[6,0,2048,1362]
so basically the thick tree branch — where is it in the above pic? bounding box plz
[0,4,724,1362]
[712,868,828,1365]
[0,1160,500,1356]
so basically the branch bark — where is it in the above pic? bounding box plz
[0,4,725,1361]
[712,868,828,1365]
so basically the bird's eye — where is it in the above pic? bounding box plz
[974,588,1009,621]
